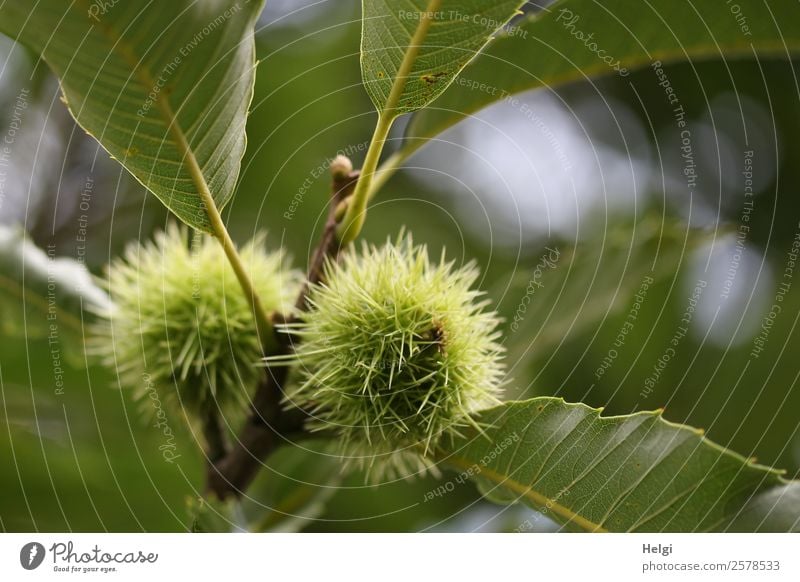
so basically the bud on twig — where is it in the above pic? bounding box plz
[329,154,353,180]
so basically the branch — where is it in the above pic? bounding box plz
[293,161,359,314]
[202,405,229,464]
[206,159,359,500]
[205,367,305,499]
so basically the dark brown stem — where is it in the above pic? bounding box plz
[205,168,359,500]
[202,405,228,463]
[205,366,305,498]
[292,169,360,315]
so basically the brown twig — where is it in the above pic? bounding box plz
[292,167,359,314]
[206,166,359,500]
[202,405,229,464]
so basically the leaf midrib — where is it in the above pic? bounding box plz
[70,3,275,347]
[442,452,608,532]
[377,0,443,118]
[78,6,219,225]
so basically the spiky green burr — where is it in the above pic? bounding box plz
[92,225,299,421]
[282,234,505,477]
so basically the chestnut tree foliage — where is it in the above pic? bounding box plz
[2,0,800,532]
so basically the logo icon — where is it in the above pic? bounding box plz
[20,542,45,570]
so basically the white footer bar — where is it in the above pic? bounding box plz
[1,533,797,581]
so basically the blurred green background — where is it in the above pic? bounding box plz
[1,0,798,532]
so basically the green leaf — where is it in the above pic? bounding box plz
[340,0,525,242]
[361,0,525,117]
[441,398,799,532]
[0,0,263,233]
[499,215,701,382]
[378,0,800,185]
[187,495,243,533]
[243,442,344,533]
[0,226,112,347]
